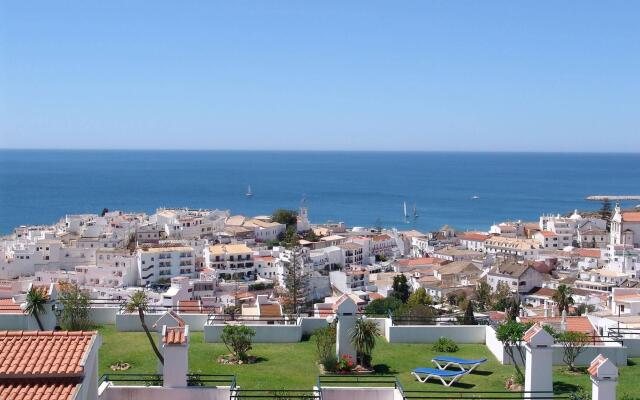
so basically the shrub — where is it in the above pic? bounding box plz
[314,325,336,363]
[336,354,355,373]
[320,354,337,373]
[557,331,590,371]
[349,318,380,367]
[432,337,459,353]
[221,324,255,362]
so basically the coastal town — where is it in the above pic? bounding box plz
[0,198,639,399]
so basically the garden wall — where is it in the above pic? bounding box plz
[318,387,399,400]
[485,326,628,366]
[90,307,118,325]
[385,325,486,344]
[115,312,208,332]
[300,317,329,335]
[98,384,231,400]
[204,324,302,343]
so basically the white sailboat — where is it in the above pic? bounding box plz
[413,203,419,220]
[403,201,409,223]
[245,185,253,197]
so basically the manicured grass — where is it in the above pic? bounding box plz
[98,325,639,397]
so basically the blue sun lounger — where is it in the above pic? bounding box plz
[432,356,487,372]
[411,368,469,386]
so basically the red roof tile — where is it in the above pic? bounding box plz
[0,382,78,400]
[457,232,491,242]
[622,212,640,222]
[163,327,187,345]
[575,248,601,258]
[0,331,95,377]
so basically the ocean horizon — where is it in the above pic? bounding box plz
[1,149,639,234]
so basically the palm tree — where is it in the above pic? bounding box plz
[25,287,48,330]
[124,290,164,364]
[552,284,575,314]
[349,318,380,368]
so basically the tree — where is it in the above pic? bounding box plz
[25,287,48,331]
[303,230,319,242]
[124,290,164,365]
[100,207,109,217]
[462,301,477,325]
[553,285,575,314]
[600,199,612,230]
[314,324,336,365]
[407,287,432,307]
[392,274,410,303]
[393,304,438,325]
[496,321,533,384]
[474,281,492,311]
[364,297,403,316]
[506,296,521,321]
[282,247,309,316]
[349,318,380,367]
[58,282,91,330]
[281,226,300,248]
[221,325,255,362]
[492,282,512,311]
[272,209,298,228]
[557,331,590,371]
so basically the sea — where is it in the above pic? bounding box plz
[1,150,639,235]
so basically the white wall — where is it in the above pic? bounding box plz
[115,313,208,332]
[300,317,328,335]
[320,387,397,400]
[99,385,230,400]
[90,307,118,325]
[385,325,486,344]
[204,324,302,343]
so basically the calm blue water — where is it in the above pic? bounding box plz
[1,150,639,235]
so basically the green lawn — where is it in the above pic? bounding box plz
[98,325,639,397]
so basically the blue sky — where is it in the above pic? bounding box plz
[0,1,638,152]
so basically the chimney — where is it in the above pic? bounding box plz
[543,303,549,318]
[162,325,189,388]
[589,354,618,400]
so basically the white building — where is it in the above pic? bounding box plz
[206,243,255,281]
[486,262,546,293]
[610,207,640,247]
[137,245,196,286]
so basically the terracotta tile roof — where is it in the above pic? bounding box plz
[538,231,557,238]
[457,232,491,242]
[368,292,384,300]
[0,299,24,314]
[0,382,78,400]
[0,331,95,377]
[575,248,601,258]
[588,354,607,377]
[372,234,392,242]
[178,300,203,313]
[521,316,596,336]
[396,257,449,267]
[152,310,185,328]
[259,303,282,318]
[163,326,187,345]
[526,287,557,298]
[523,323,543,343]
[622,212,640,222]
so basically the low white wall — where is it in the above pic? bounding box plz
[369,318,387,336]
[386,325,486,343]
[116,313,164,332]
[300,317,328,335]
[486,325,628,367]
[485,325,508,364]
[204,324,302,343]
[178,314,208,331]
[90,307,118,325]
[99,384,230,400]
[622,338,640,357]
[320,387,397,400]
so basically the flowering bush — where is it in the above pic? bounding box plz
[335,354,355,374]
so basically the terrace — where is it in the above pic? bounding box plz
[97,325,640,398]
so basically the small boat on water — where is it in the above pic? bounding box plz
[403,201,409,223]
[471,195,480,200]
[413,203,419,220]
[246,185,253,197]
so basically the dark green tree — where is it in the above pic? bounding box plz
[462,301,477,325]
[364,297,403,316]
[58,281,92,330]
[272,209,298,228]
[282,247,309,316]
[25,287,48,331]
[392,274,410,303]
[474,281,492,311]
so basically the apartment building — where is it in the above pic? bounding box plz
[207,244,255,281]
[137,245,196,286]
